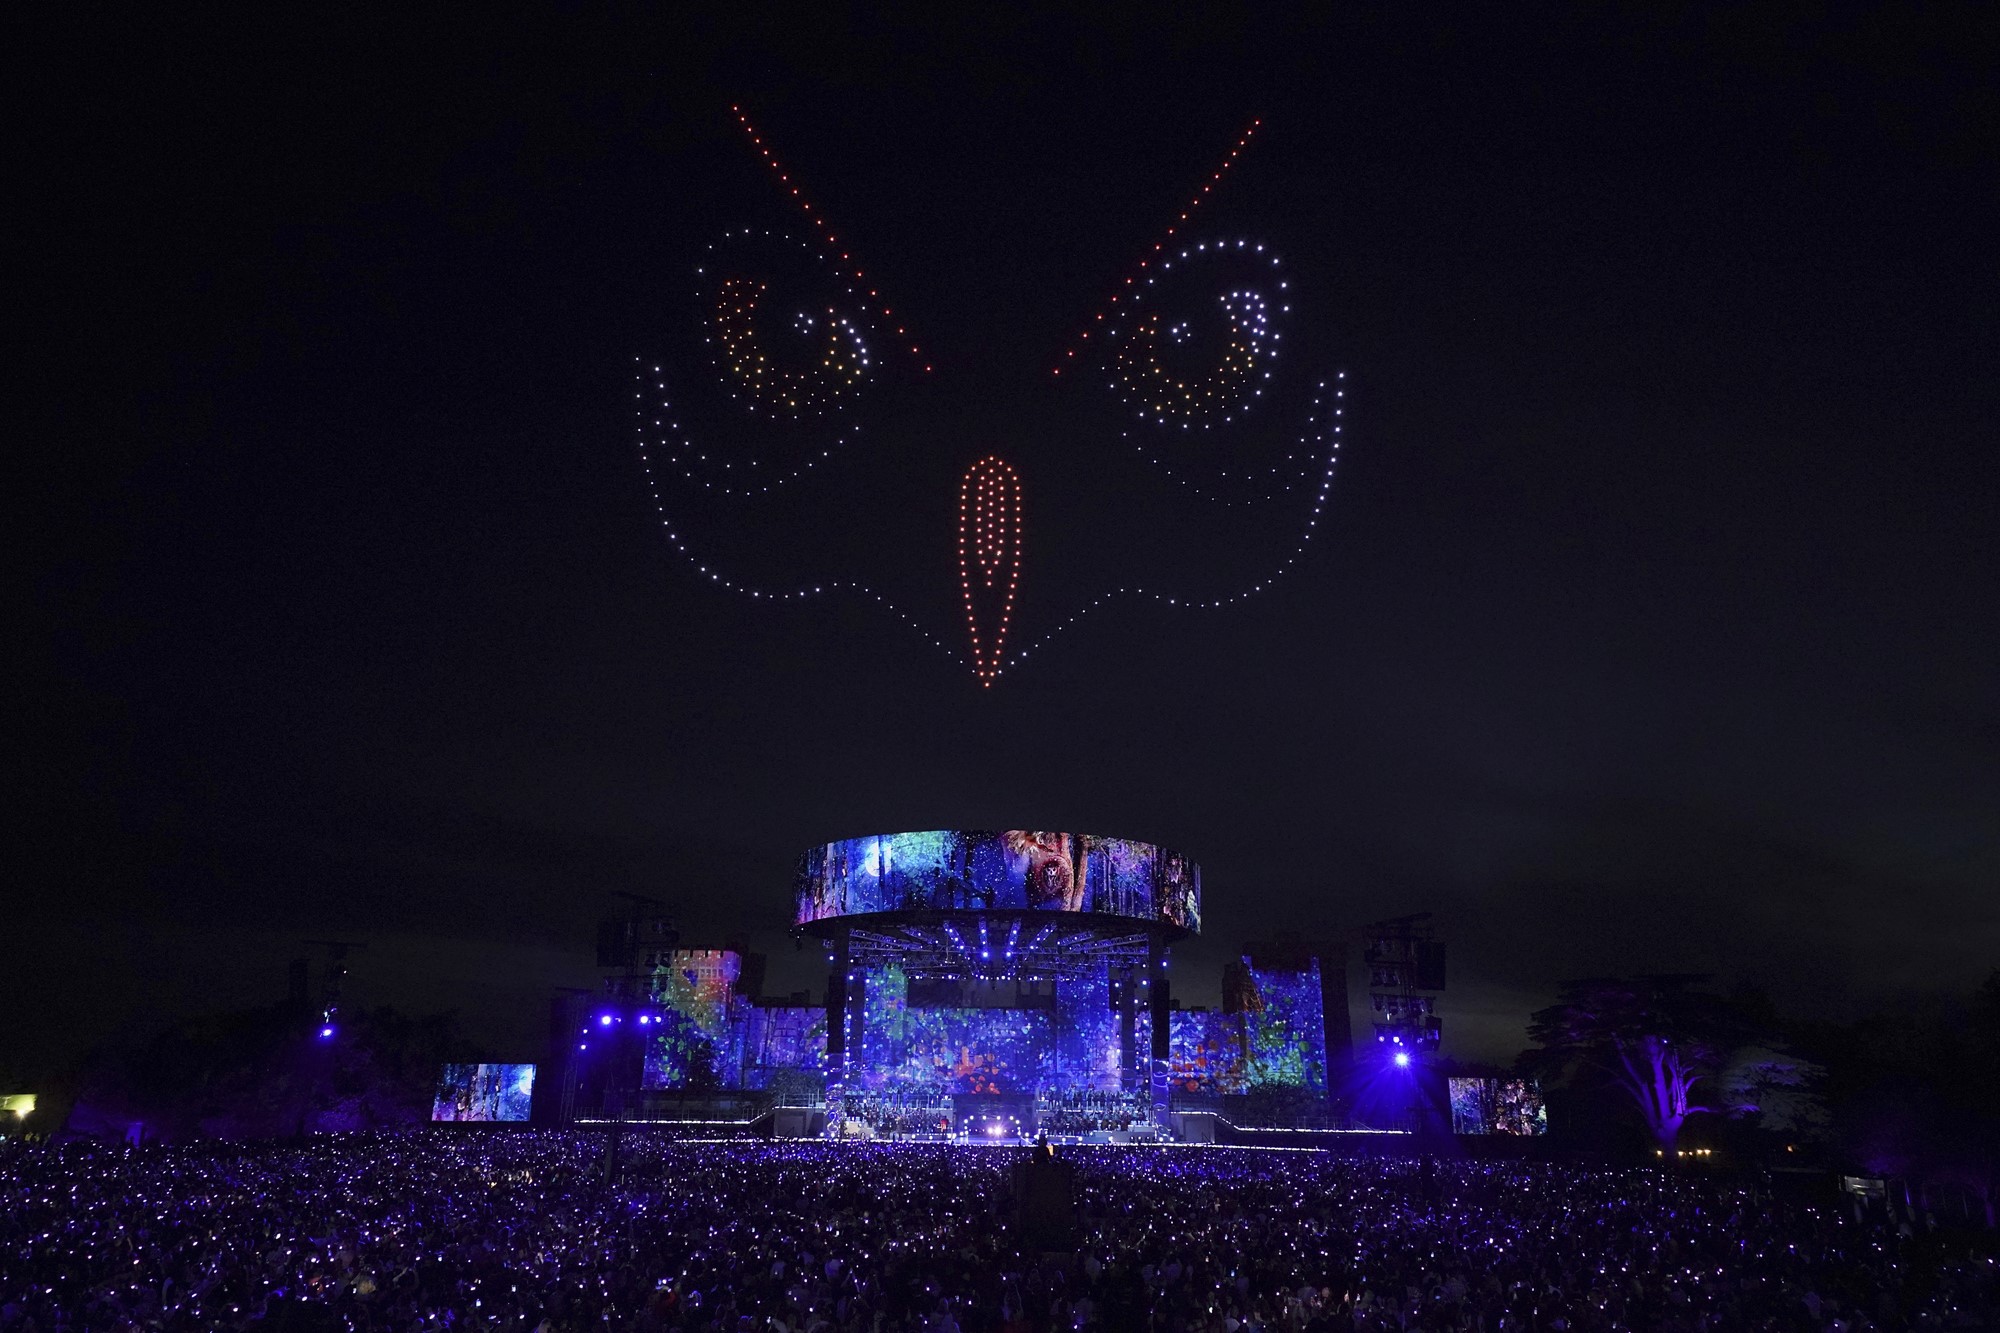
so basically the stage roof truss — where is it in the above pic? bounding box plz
[844,918,1154,981]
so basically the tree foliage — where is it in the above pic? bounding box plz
[1524,974,1765,1154]
[1795,969,2000,1225]
[1714,1045,1830,1138]
[69,1002,485,1139]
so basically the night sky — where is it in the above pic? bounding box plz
[16,8,1996,1081]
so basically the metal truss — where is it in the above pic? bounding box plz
[842,912,1157,983]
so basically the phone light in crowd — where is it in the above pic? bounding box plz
[1393,1051,1411,1068]
[598,1014,615,1027]
[318,1026,335,1040]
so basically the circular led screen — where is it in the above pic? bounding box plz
[794,830,1201,933]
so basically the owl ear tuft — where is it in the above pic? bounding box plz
[730,104,931,374]
[1053,117,1264,374]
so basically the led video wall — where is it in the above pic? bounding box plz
[1448,1078,1550,1135]
[640,960,1162,1097]
[851,963,1052,1095]
[794,830,1200,931]
[745,1005,825,1076]
[1242,962,1330,1094]
[631,948,1336,1101]
[1052,967,1125,1091]
[1170,1011,1249,1094]
[431,1063,536,1122]
[642,950,745,1090]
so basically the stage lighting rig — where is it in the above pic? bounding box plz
[294,939,366,1041]
[1365,913,1444,1058]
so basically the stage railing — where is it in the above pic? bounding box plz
[1167,1091,1386,1132]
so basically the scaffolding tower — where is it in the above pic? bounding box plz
[1363,913,1445,1056]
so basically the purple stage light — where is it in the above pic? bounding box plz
[599,1014,614,1027]
[318,1026,335,1040]
[1393,1051,1411,1068]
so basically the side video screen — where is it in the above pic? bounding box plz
[432,1063,536,1122]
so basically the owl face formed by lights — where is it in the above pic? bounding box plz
[635,111,1346,686]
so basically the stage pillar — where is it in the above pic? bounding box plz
[1147,936,1169,1121]
[825,930,849,1133]
[1118,964,1138,1093]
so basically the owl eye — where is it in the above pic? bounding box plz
[711,276,870,414]
[1105,240,1286,430]
[699,229,872,419]
[641,228,876,498]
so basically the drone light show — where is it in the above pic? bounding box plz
[958,458,1023,685]
[729,106,929,371]
[1055,117,1264,373]
[1108,242,1284,428]
[634,108,1346,685]
[711,276,868,414]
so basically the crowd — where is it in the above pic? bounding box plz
[1037,1092,1144,1138]
[2,1132,1995,1332]
[839,1095,952,1139]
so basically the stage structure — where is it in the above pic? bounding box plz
[798,830,1198,1137]
[558,829,1379,1139]
[1365,913,1446,1059]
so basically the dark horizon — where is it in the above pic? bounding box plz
[14,9,1997,1083]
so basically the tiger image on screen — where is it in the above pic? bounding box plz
[1004,830,1078,911]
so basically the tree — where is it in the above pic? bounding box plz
[69,1001,483,1139]
[1797,970,2000,1226]
[1966,971,2000,1225]
[1525,974,1758,1157]
[1714,1045,1830,1140]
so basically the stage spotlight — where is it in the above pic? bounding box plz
[318,1026,335,1040]
[598,1014,614,1027]
[1393,1051,1411,1068]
